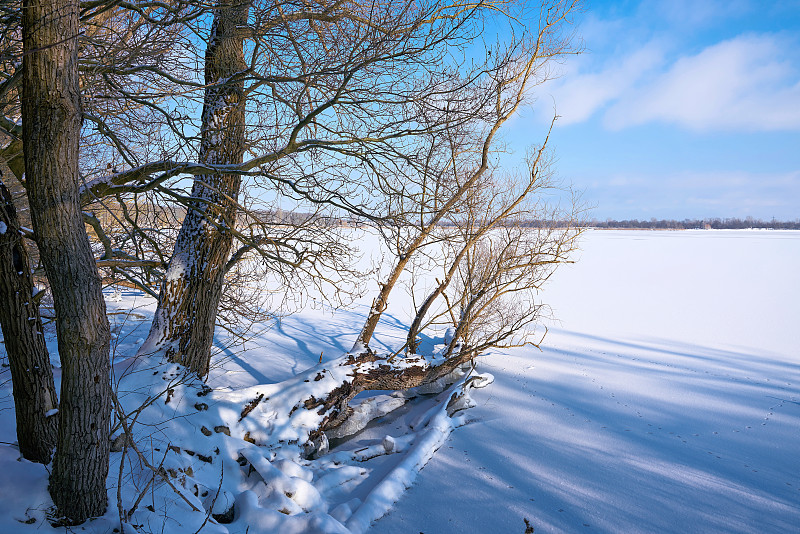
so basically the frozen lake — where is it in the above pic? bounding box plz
[544,230,800,358]
[372,230,800,534]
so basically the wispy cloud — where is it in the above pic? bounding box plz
[542,0,800,132]
[547,43,664,125]
[533,1,800,219]
[605,34,800,131]
[582,169,800,219]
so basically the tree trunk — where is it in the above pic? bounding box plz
[406,240,474,353]
[314,350,474,433]
[284,348,476,459]
[22,0,111,523]
[0,176,58,464]
[142,0,248,377]
[351,255,412,353]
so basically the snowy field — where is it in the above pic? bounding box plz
[1,229,799,533]
[372,230,800,533]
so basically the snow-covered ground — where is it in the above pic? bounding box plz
[1,230,798,533]
[372,230,800,533]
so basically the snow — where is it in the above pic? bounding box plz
[326,395,409,440]
[0,221,7,235]
[0,230,798,533]
[443,326,455,345]
[371,230,800,534]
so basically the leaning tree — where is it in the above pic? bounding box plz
[129,0,585,380]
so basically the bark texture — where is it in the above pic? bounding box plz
[0,176,58,463]
[144,0,248,377]
[22,0,111,522]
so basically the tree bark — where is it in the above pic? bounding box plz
[0,176,58,464]
[352,255,413,353]
[289,348,475,459]
[22,0,111,522]
[315,350,474,433]
[142,0,248,377]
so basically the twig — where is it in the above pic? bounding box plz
[125,448,166,520]
[116,438,126,534]
[111,393,201,512]
[193,463,224,534]
[239,393,264,422]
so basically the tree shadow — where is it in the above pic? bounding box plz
[372,330,800,534]
[208,305,436,387]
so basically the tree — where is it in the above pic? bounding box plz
[22,0,111,522]
[0,3,23,181]
[4,0,584,523]
[404,132,578,354]
[143,0,582,379]
[0,174,58,464]
[284,1,584,455]
[143,0,251,377]
[350,6,581,352]
[299,145,583,457]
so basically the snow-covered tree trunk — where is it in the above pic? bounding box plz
[143,0,249,377]
[22,0,112,521]
[306,349,475,441]
[0,176,58,464]
[160,346,480,461]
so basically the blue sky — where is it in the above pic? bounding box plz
[509,0,800,220]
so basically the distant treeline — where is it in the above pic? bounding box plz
[151,206,800,230]
[586,218,800,230]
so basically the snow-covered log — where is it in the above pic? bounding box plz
[107,344,492,533]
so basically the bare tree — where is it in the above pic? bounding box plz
[288,3,585,455]
[404,134,569,352]
[22,0,111,522]
[350,1,582,351]
[0,174,58,464]
[110,0,583,377]
[298,158,583,455]
[439,202,583,358]
[142,0,251,377]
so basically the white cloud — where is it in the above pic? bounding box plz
[605,34,800,131]
[545,44,664,125]
[539,0,800,133]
